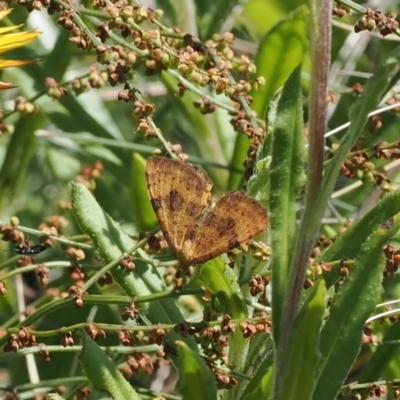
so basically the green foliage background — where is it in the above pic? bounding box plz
[1,0,400,399]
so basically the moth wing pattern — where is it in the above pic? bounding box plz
[187,191,268,264]
[145,157,212,255]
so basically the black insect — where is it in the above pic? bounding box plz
[14,243,46,255]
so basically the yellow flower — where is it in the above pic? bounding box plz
[0,8,40,90]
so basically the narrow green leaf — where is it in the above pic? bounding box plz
[161,0,197,33]
[313,215,400,400]
[251,6,307,118]
[269,65,306,344]
[161,73,228,186]
[0,115,44,207]
[71,183,196,344]
[228,135,250,191]
[193,258,248,378]
[84,144,122,165]
[318,47,400,232]
[46,394,65,400]
[247,157,270,205]
[242,363,272,400]
[277,279,326,400]
[176,341,218,400]
[241,334,273,400]
[229,6,307,190]
[79,331,140,399]
[246,89,282,205]
[46,147,81,180]
[48,93,124,141]
[193,258,247,318]
[201,0,241,40]
[130,153,158,231]
[241,0,288,38]
[359,321,400,383]
[319,189,400,287]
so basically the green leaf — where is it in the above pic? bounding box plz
[46,147,81,180]
[0,115,44,205]
[358,320,400,383]
[130,153,158,231]
[319,189,400,287]
[318,46,400,231]
[84,144,123,166]
[241,334,273,400]
[201,0,241,40]
[277,279,326,400]
[242,363,273,400]
[176,341,218,400]
[251,6,307,118]
[246,89,283,205]
[70,183,196,342]
[193,258,246,319]
[159,0,197,33]
[161,72,229,188]
[46,394,65,400]
[193,258,248,377]
[268,65,306,344]
[240,0,288,38]
[228,6,307,190]
[312,214,400,400]
[247,157,270,206]
[79,331,140,399]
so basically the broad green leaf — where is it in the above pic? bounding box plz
[268,65,306,344]
[313,215,400,400]
[176,341,218,400]
[276,279,326,400]
[79,331,140,399]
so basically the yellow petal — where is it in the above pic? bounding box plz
[0,31,40,54]
[0,9,13,20]
[0,9,41,72]
[0,59,37,68]
[0,24,23,34]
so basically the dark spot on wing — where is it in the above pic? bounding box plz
[218,218,235,234]
[169,189,184,211]
[186,201,201,217]
[151,198,162,211]
[203,213,236,236]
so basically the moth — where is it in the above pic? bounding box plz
[145,157,268,265]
